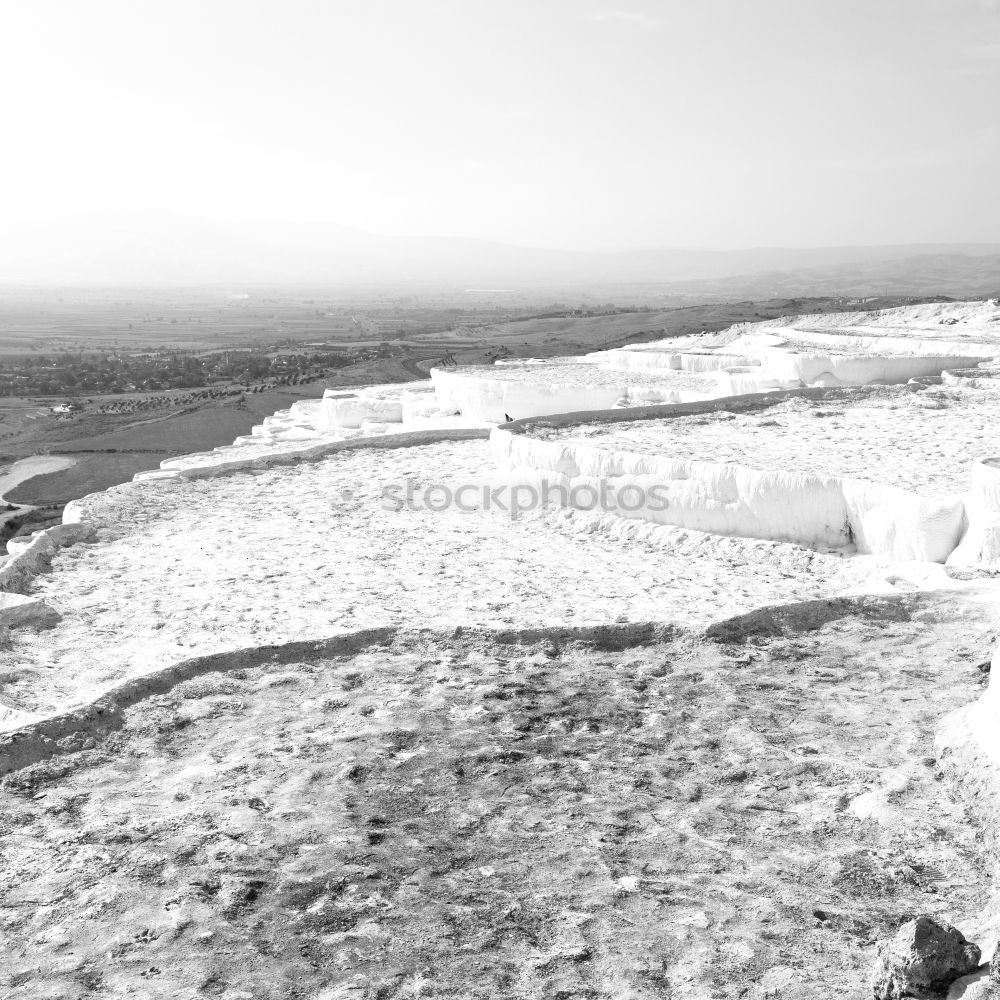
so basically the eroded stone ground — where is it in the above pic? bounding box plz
[2,591,997,999]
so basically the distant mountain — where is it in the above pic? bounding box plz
[648,252,1000,300]
[1,213,998,295]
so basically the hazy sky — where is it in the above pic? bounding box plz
[2,0,998,251]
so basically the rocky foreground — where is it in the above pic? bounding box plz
[2,589,997,999]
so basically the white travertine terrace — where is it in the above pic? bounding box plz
[949,459,1000,568]
[522,394,1000,495]
[3,299,1000,791]
[430,300,1000,422]
[490,427,969,562]
[127,301,1000,849]
[2,439,878,729]
[4,298,1000,990]
[103,299,1000,569]
[429,361,745,421]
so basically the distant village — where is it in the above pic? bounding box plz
[0,341,403,411]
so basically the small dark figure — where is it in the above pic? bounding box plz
[504,413,513,422]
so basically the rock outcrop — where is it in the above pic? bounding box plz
[871,916,981,999]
